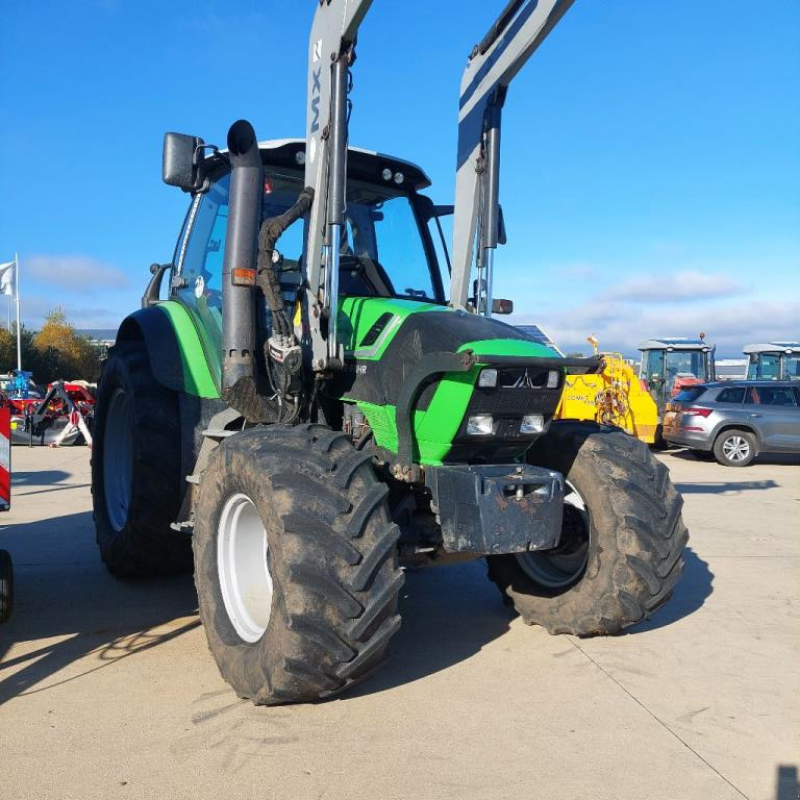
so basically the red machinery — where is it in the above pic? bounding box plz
[5,381,95,447]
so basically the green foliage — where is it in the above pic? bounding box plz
[0,308,104,384]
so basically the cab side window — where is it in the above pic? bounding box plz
[178,174,230,322]
[717,387,745,404]
[759,387,797,406]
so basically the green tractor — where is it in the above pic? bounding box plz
[92,0,687,705]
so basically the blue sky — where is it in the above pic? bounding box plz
[1,0,798,357]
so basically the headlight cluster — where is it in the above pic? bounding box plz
[466,414,545,436]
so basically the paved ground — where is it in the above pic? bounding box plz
[0,445,797,800]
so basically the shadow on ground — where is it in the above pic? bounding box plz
[667,449,800,467]
[348,560,515,698]
[1,468,712,705]
[626,546,713,635]
[674,480,778,495]
[776,765,799,800]
[11,470,73,486]
[0,510,199,706]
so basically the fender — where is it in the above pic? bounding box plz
[116,302,220,400]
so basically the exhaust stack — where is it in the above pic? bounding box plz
[221,119,263,392]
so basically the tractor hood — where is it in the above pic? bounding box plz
[328,298,574,465]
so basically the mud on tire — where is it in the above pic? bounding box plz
[92,339,191,577]
[193,424,403,705]
[487,422,688,635]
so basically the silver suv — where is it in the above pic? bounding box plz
[663,381,800,466]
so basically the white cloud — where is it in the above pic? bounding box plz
[603,270,745,303]
[515,297,800,357]
[24,255,130,291]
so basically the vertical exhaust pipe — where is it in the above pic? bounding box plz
[222,120,263,392]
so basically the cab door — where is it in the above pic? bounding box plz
[746,385,800,451]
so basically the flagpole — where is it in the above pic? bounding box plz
[14,253,21,372]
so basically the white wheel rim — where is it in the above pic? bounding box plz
[722,436,750,462]
[515,482,590,589]
[217,493,273,643]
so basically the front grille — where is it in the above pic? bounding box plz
[443,376,563,464]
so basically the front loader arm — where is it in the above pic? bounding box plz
[303,0,375,371]
[450,0,576,312]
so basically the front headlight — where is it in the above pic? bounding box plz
[520,414,545,434]
[478,369,498,388]
[466,415,494,436]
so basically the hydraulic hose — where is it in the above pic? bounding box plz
[256,186,315,339]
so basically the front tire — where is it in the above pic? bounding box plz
[92,339,190,576]
[193,424,403,705]
[487,422,688,635]
[713,429,756,467]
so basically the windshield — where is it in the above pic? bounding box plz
[665,351,709,382]
[642,348,710,401]
[338,180,440,301]
[747,353,780,380]
[785,355,800,380]
[177,169,442,312]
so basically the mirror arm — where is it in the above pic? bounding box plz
[142,263,171,309]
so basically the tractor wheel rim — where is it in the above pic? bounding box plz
[103,388,133,532]
[514,481,590,590]
[217,493,273,643]
[722,436,750,462]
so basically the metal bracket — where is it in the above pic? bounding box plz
[170,406,242,531]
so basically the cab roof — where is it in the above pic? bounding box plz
[638,338,712,352]
[225,139,431,191]
[742,342,800,355]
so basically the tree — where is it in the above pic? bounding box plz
[32,308,103,383]
[0,308,104,385]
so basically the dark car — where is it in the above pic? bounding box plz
[663,381,800,466]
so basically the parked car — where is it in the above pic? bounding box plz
[663,381,800,466]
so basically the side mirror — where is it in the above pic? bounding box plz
[492,298,513,315]
[417,196,454,222]
[432,204,454,219]
[162,132,204,192]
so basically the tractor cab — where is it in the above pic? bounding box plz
[638,336,716,410]
[163,139,454,384]
[744,342,800,381]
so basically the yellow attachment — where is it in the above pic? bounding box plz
[556,352,659,444]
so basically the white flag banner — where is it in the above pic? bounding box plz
[0,261,14,297]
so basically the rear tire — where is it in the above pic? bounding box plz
[193,424,403,705]
[487,422,688,635]
[0,549,13,624]
[713,429,756,467]
[92,340,190,577]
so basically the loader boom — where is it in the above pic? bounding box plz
[450,0,576,313]
[303,0,375,371]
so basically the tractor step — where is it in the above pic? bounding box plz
[202,429,236,441]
